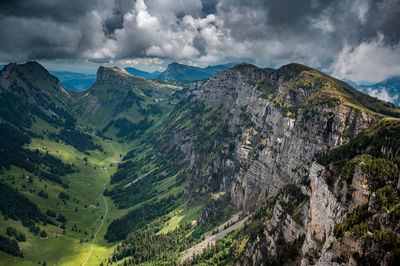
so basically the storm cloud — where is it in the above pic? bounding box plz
[0,0,399,82]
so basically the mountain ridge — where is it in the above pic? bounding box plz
[157,62,237,81]
[0,60,399,265]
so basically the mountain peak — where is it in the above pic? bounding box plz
[279,63,312,72]
[1,61,47,76]
[230,63,261,72]
[229,63,269,81]
[168,62,183,67]
[1,61,59,91]
[96,66,133,83]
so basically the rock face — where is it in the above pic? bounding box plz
[177,64,376,209]
[159,63,400,264]
[301,163,347,266]
[95,66,142,89]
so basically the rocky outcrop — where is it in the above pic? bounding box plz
[180,64,376,210]
[301,163,346,266]
[161,63,399,265]
[96,66,131,84]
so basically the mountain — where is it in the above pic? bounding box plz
[124,67,161,79]
[72,66,178,131]
[0,61,74,129]
[0,61,399,265]
[356,76,400,106]
[50,71,96,92]
[106,63,400,265]
[156,62,237,81]
[171,63,400,265]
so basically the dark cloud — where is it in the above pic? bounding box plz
[0,0,399,82]
[0,0,98,22]
[201,0,218,14]
[103,0,135,36]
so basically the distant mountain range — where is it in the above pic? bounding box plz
[124,67,161,79]
[125,62,237,81]
[14,63,400,106]
[23,62,236,92]
[355,76,400,106]
[50,71,96,92]
[156,62,237,81]
[1,61,400,265]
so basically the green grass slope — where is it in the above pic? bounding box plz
[72,66,179,130]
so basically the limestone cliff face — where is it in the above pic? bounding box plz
[178,64,376,210]
[96,66,137,88]
[231,120,400,265]
[159,63,400,264]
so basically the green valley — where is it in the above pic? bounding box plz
[1,61,400,266]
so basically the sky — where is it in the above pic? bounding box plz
[0,0,400,83]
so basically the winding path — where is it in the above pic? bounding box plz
[82,144,112,266]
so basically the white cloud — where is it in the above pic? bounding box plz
[136,0,159,29]
[331,33,400,83]
[365,87,399,104]
[115,57,164,66]
[1,0,400,77]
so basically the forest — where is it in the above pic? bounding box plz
[104,194,182,241]
[48,129,101,152]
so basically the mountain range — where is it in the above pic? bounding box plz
[125,62,236,82]
[0,61,399,265]
[49,71,96,92]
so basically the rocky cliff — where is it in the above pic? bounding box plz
[159,63,400,265]
[169,63,378,208]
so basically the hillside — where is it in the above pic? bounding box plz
[72,66,179,134]
[0,61,399,265]
[0,62,131,265]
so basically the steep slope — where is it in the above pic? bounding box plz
[103,62,400,265]
[157,62,236,81]
[193,120,400,266]
[0,61,75,129]
[1,60,400,265]
[168,64,400,265]
[172,63,398,208]
[0,62,134,265]
[72,66,179,135]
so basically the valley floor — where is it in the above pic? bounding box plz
[0,133,129,265]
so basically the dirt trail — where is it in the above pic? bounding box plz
[82,144,112,266]
[180,213,250,263]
